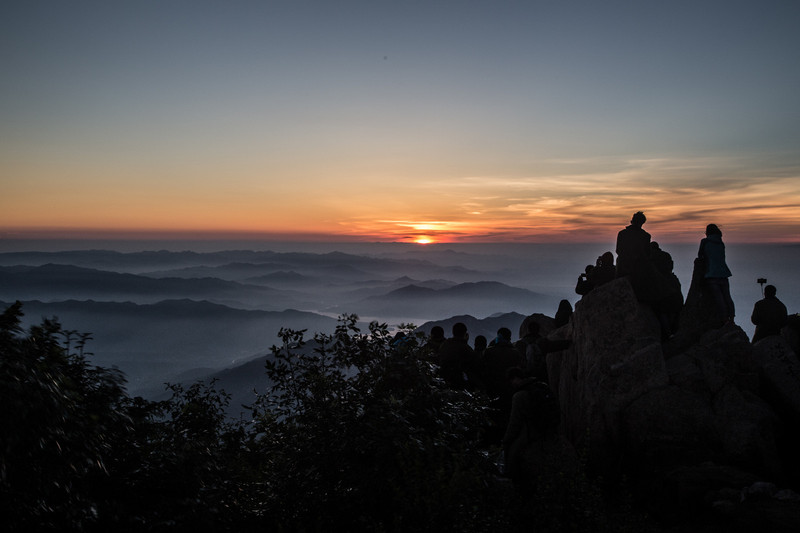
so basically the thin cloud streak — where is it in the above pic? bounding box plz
[2,3,799,243]
[337,155,800,243]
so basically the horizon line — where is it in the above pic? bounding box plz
[1,230,798,247]
[3,223,800,246]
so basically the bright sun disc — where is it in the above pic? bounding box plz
[414,237,433,244]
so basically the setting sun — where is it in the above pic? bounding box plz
[414,236,434,244]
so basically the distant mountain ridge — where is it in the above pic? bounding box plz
[0,263,309,310]
[0,246,574,396]
[169,312,531,415]
[3,298,341,395]
[328,280,552,320]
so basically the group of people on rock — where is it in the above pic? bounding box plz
[421,211,791,489]
[575,211,685,340]
[572,211,790,343]
[615,211,788,343]
[423,315,571,487]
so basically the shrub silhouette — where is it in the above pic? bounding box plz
[1,305,513,532]
[246,315,503,531]
[1,301,130,530]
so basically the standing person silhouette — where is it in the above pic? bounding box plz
[751,285,788,343]
[615,212,650,278]
[437,322,476,389]
[616,211,653,301]
[698,223,735,325]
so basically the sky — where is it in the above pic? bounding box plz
[2,0,799,244]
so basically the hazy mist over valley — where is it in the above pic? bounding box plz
[2,240,798,400]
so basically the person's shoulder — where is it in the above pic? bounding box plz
[438,338,458,350]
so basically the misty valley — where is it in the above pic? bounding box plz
[4,241,800,531]
[2,242,798,403]
[0,246,566,398]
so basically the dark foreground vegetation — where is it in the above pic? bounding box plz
[0,301,648,532]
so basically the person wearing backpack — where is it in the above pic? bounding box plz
[502,367,561,489]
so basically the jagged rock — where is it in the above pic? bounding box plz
[665,352,708,394]
[666,257,730,357]
[751,334,800,484]
[783,314,800,356]
[623,385,719,469]
[520,433,580,483]
[694,325,757,394]
[515,260,800,531]
[551,277,667,463]
[713,385,781,476]
[731,497,800,533]
[550,274,786,489]
[654,463,759,518]
[742,481,778,500]
[518,312,555,339]
[753,334,800,421]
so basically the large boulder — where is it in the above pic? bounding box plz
[550,277,667,466]
[622,385,720,469]
[752,335,800,484]
[783,314,800,356]
[753,334,800,421]
[549,275,784,482]
[518,312,556,339]
[530,262,799,529]
[666,257,728,357]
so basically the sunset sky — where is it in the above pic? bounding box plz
[2,1,799,244]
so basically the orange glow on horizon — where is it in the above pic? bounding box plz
[3,159,800,244]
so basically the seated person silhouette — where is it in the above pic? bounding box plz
[592,251,616,287]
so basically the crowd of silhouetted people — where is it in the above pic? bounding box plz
[419,211,792,489]
[422,318,567,487]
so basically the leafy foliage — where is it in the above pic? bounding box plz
[0,302,248,531]
[1,301,130,530]
[248,315,501,531]
[1,302,632,532]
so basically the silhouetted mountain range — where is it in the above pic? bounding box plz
[166,312,530,416]
[3,298,340,394]
[326,281,548,320]
[0,249,486,281]
[0,264,312,310]
[0,247,569,396]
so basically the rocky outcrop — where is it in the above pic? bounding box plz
[545,275,800,525]
[517,312,556,339]
[782,314,800,356]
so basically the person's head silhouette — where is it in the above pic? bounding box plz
[452,322,468,340]
[631,211,646,227]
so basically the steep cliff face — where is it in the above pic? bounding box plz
[545,276,800,520]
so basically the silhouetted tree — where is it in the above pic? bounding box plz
[1,301,130,530]
[247,315,506,531]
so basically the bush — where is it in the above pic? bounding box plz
[0,302,249,531]
[0,301,130,531]
[0,305,515,531]
[246,315,504,531]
